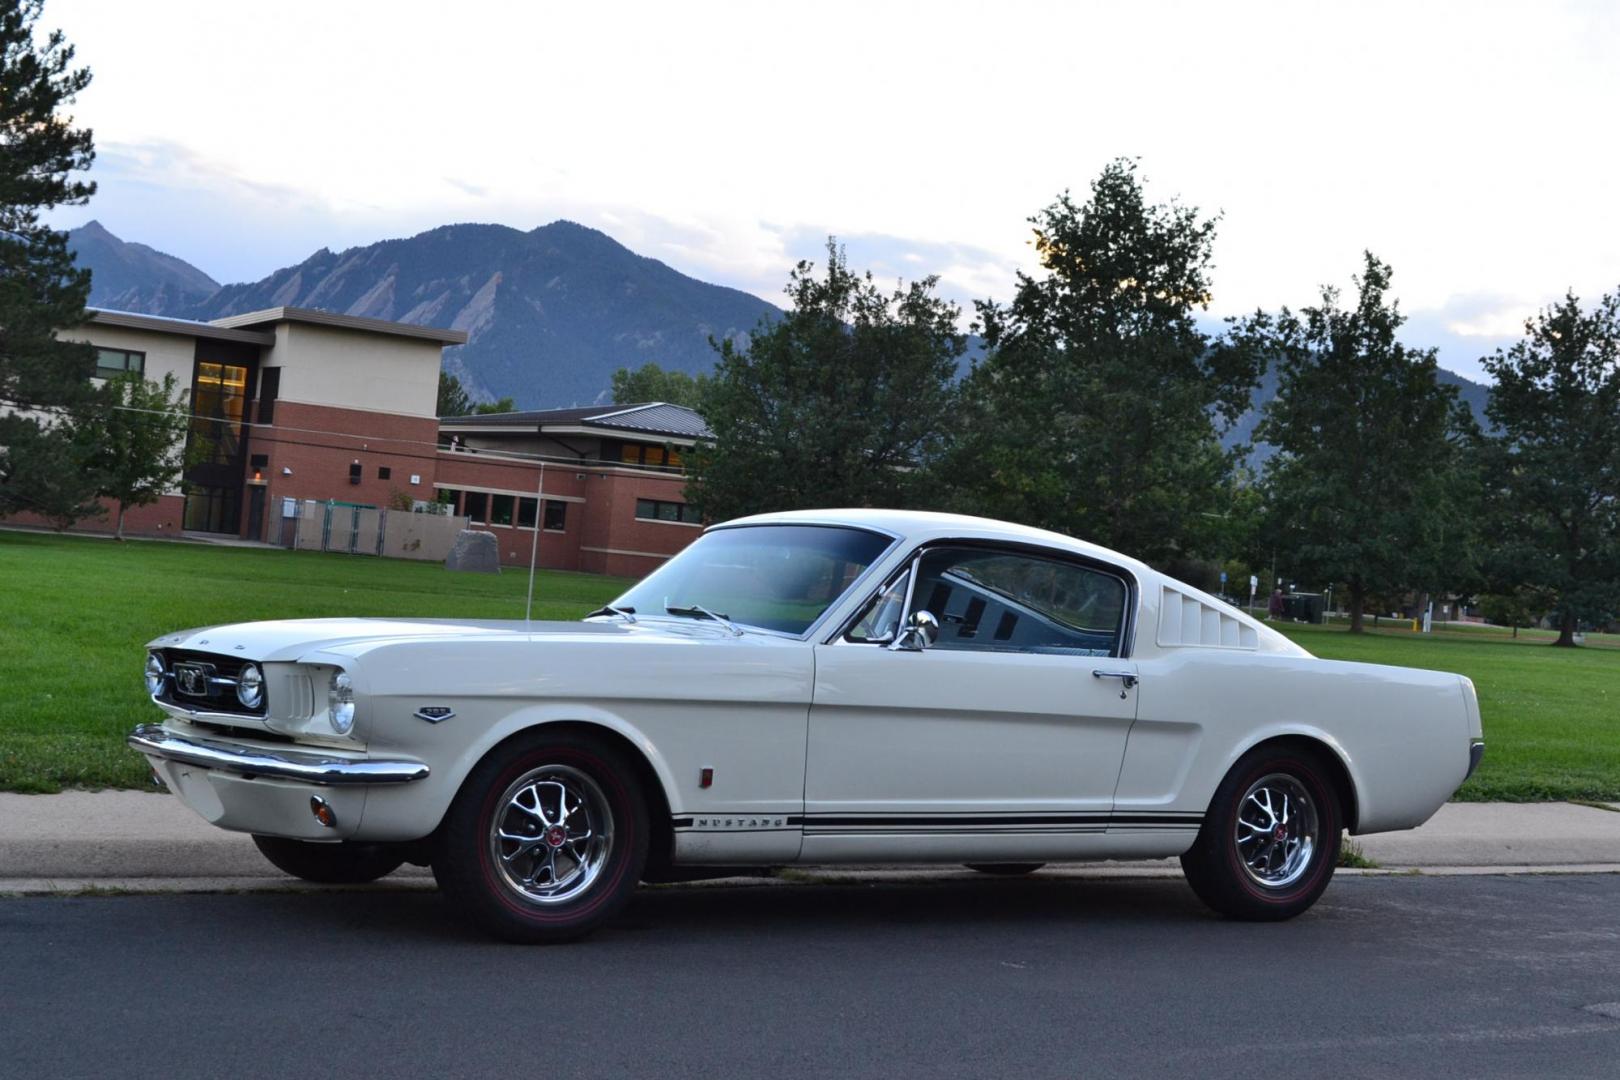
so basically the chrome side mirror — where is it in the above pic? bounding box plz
[890,610,940,652]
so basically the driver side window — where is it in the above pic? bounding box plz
[909,547,1127,657]
[845,567,911,644]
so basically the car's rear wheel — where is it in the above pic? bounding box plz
[251,835,405,884]
[1180,745,1342,921]
[964,863,1046,876]
[433,730,647,943]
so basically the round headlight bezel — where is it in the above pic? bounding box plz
[236,662,265,710]
[144,652,166,696]
[328,670,356,734]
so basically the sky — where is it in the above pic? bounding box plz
[40,0,1620,383]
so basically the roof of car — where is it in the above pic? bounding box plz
[717,508,1159,580]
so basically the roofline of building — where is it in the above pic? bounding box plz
[436,419,701,446]
[209,306,470,345]
[86,308,277,347]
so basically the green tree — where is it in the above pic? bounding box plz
[437,370,471,417]
[944,160,1260,564]
[0,0,100,526]
[688,238,964,520]
[1479,290,1620,646]
[1477,587,1553,639]
[91,371,191,539]
[473,396,516,415]
[610,361,709,409]
[1250,253,1476,633]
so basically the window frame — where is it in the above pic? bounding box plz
[94,347,146,380]
[829,539,1139,659]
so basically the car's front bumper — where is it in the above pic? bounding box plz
[128,723,429,841]
[128,723,428,785]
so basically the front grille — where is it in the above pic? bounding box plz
[156,649,267,717]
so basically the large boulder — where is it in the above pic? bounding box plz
[444,529,501,574]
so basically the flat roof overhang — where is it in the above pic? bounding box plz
[86,309,276,347]
[210,306,469,345]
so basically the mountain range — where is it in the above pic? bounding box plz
[66,220,1492,450]
[68,219,779,408]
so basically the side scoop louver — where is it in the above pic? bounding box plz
[1157,586,1259,650]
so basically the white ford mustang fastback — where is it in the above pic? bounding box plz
[131,509,1484,941]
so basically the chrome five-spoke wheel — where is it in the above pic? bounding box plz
[1180,746,1342,921]
[1234,773,1319,890]
[433,731,648,943]
[490,766,613,904]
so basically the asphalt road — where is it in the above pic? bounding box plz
[3,874,1618,1079]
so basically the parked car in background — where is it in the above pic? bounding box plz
[130,509,1484,941]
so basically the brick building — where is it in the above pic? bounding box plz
[11,306,711,576]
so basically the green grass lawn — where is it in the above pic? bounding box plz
[4,531,1616,801]
[1272,621,1620,802]
[0,531,633,793]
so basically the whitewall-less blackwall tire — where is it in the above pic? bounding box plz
[251,835,405,884]
[1180,745,1342,921]
[432,730,648,943]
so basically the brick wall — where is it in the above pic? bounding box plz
[245,401,442,539]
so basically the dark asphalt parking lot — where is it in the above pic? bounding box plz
[2,873,1618,1079]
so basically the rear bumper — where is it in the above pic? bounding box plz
[1465,740,1486,782]
[128,723,429,785]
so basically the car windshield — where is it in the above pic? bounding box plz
[609,524,893,635]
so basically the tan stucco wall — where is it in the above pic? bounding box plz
[63,325,197,389]
[264,323,441,419]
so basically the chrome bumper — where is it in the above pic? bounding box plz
[128,723,429,786]
[1466,740,1486,781]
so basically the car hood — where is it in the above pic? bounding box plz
[146,616,741,664]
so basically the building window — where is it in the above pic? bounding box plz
[517,497,538,529]
[491,493,515,526]
[258,367,280,423]
[543,500,567,531]
[377,466,392,480]
[619,442,682,468]
[95,347,145,379]
[464,491,488,523]
[437,489,462,514]
[635,498,700,524]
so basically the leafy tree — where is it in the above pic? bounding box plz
[91,371,191,539]
[1249,253,1477,633]
[437,370,471,417]
[0,0,100,526]
[944,160,1261,564]
[610,361,709,409]
[1477,587,1553,639]
[473,396,517,414]
[1479,290,1620,646]
[688,238,964,520]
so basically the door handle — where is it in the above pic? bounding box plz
[1092,670,1138,698]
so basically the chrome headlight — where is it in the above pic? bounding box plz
[144,653,165,696]
[236,663,265,709]
[328,670,355,734]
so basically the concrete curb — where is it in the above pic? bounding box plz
[5,792,1620,889]
[3,863,1618,898]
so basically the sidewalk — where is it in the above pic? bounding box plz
[2,791,1618,894]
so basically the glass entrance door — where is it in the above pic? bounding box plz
[182,360,253,534]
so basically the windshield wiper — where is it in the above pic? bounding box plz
[584,604,637,623]
[663,601,744,637]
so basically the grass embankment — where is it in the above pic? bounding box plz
[1272,622,1619,802]
[0,531,631,792]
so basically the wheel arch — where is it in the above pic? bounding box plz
[432,713,678,874]
[1226,732,1360,834]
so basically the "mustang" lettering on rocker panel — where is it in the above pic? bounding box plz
[689,816,791,830]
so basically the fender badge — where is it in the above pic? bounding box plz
[413,706,456,724]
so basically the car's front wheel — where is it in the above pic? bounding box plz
[1180,745,1342,921]
[432,730,648,943]
[251,835,405,884]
